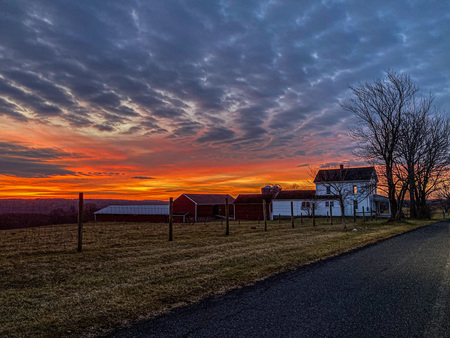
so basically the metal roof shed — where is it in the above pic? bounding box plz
[94,205,187,223]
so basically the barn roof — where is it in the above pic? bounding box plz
[314,166,377,183]
[274,190,316,200]
[94,205,169,215]
[183,194,235,205]
[234,194,274,204]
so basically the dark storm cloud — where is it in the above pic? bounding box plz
[0,0,448,160]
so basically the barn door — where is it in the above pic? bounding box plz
[213,205,219,216]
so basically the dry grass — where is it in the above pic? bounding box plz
[0,216,440,337]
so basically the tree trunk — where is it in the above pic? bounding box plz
[339,195,346,230]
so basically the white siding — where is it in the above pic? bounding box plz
[272,200,316,218]
[315,181,377,216]
[273,200,340,217]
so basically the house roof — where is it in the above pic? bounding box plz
[94,205,169,215]
[274,190,316,200]
[314,166,378,183]
[183,194,235,205]
[234,194,274,204]
[315,195,340,200]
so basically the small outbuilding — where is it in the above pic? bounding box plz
[94,205,187,223]
[233,194,274,221]
[173,194,235,222]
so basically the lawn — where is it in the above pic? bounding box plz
[0,216,441,337]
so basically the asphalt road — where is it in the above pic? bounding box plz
[109,221,450,337]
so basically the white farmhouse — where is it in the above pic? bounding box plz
[313,165,379,217]
[271,165,383,220]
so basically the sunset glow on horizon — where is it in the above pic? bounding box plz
[1,1,448,200]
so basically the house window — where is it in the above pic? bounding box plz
[353,200,358,209]
[353,185,357,194]
[330,201,334,207]
[301,201,310,208]
[326,186,331,194]
[325,201,329,207]
[326,201,335,207]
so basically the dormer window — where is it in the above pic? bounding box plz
[326,186,331,195]
[353,185,357,194]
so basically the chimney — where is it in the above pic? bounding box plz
[340,164,344,170]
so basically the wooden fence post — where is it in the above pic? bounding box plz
[300,212,303,224]
[312,203,316,227]
[330,204,333,225]
[77,192,83,252]
[263,199,267,231]
[363,206,366,222]
[225,198,230,236]
[169,197,173,241]
[291,201,294,228]
[353,205,356,223]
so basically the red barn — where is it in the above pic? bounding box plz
[173,194,235,222]
[233,194,274,220]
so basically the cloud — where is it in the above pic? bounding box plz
[320,162,341,169]
[196,126,235,143]
[0,141,76,178]
[0,158,75,178]
[77,172,123,177]
[0,141,73,159]
[132,176,155,180]
[0,0,448,179]
[0,97,28,121]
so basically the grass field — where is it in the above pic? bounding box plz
[0,216,442,337]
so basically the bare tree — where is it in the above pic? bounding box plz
[392,93,449,219]
[437,176,450,214]
[411,114,450,218]
[342,71,420,220]
[396,108,429,218]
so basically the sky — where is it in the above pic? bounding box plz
[0,0,449,200]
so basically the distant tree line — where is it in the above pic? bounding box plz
[0,203,99,230]
[342,71,450,219]
[0,199,168,230]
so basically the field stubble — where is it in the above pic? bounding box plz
[0,217,436,337]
